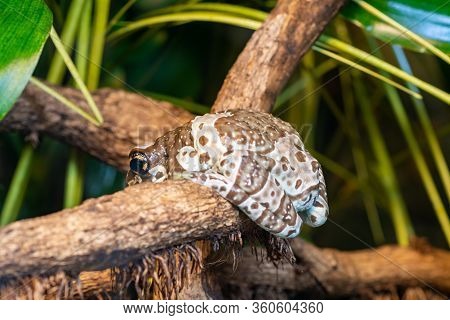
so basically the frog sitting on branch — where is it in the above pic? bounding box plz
[127,110,328,238]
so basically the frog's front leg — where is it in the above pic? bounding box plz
[182,169,302,238]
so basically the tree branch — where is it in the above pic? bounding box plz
[0,84,193,172]
[0,181,244,278]
[0,0,350,280]
[2,239,448,299]
[219,239,450,299]
[212,0,346,113]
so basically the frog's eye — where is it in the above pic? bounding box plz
[129,152,149,175]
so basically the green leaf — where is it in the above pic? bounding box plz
[341,0,450,53]
[0,0,53,119]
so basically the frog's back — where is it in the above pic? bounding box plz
[164,110,321,206]
[213,110,322,212]
[212,110,300,154]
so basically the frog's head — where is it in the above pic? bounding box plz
[127,146,168,185]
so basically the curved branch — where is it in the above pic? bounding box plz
[0,84,193,172]
[0,181,243,278]
[219,239,450,299]
[2,239,448,299]
[212,0,346,113]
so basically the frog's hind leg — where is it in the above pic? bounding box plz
[182,168,302,238]
[180,170,261,227]
[219,151,303,238]
[179,170,248,205]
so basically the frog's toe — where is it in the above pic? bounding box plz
[300,195,329,227]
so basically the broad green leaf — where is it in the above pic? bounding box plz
[0,0,53,119]
[341,0,450,53]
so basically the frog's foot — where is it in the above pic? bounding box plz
[298,187,329,227]
[126,170,143,186]
[181,170,302,238]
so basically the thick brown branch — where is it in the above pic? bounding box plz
[3,239,448,299]
[0,84,193,171]
[219,239,450,299]
[212,0,347,113]
[0,181,243,279]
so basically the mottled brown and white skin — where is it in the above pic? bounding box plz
[127,110,328,238]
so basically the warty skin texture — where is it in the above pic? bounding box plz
[128,110,328,238]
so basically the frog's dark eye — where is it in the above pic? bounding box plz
[130,154,149,175]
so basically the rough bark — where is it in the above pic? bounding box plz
[219,239,450,299]
[2,238,448,299]
[212,0,347,113]
[0,181,243,278]
[0,84,193,172]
